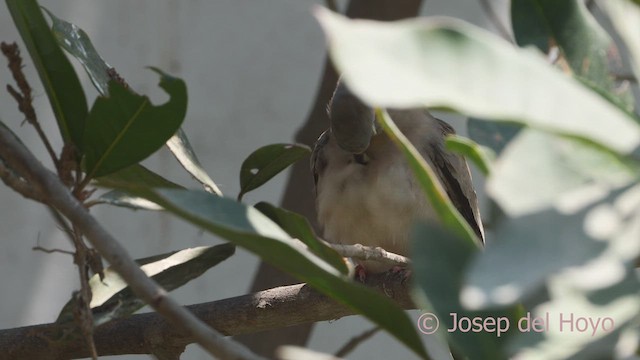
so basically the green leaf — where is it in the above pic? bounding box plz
[487,129,638,216]
[238,143,311,201]
[83,68,187,178]
[464,183,640,309]
[57,244,235,326]
[167,128,222,195]
[96,190,163,210]
[253,202,348,274]
[511,0,635,113]
[41,7,111,95]
[507,266,640,359]
[444,134,493,176]
[376,109,482,247]
[411,223,510,359]
[6,0,88,145]
[314,8,640,155]
[137,189,428,359]
[94,164,182,189]
[600,0,640,83]
[93,164,183,210]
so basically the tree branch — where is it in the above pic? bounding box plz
[0,274,413,359]
[0,122,263,360]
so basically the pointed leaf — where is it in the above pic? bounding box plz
[6,0,88,145]
[238,143,311,200]
[376,109,481,247]
[136,189,428,359]
[57,244,235,326]
[254,202,348,274]
[94,164,183,210]
[167,128,222,195]
[314,8,640,155]
[42,7,111,95]
[83,68,187,178]
[94,164,182,189]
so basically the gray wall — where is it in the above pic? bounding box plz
[0,1,506,358]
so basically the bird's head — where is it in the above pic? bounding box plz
[328,80,377,154]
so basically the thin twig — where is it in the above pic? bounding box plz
[334,326,381,358]
[0,118,265,360]
[1,42,59,169]
[329,243,410,267]
[32,246,75,256]
[477,0,513,42]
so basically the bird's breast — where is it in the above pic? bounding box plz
[316,138,438,272]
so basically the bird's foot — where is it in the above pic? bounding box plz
[386,266,412,284]
[354,264,367,283]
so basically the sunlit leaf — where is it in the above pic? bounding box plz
[314,8,640,155]
[136,189,428,359]
[167,128,222,196]
[254,202,348,274]
[42,7,111,95]
[57,244,235,326]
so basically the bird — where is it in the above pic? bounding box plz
[311,79,484,275]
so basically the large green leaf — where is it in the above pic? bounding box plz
[506,267,640,359]
[464,183,640,309]
[488,129,638,216]
[238,143,310,200]
[137,189,428,359]
[376,109,482,247]
[253,202,348,274]
[411,223,512,359]
[83,68,187,178]
[6,0,88,146]
[314,8,640,155]
[57,244,235,327]
[511,0,634,113]
[599,0,640,83]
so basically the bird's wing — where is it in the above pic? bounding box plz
[425,119,485,243]
[311,130,330,191]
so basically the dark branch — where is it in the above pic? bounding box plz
[0,275,413,359]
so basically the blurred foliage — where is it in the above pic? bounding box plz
[3,0,640,359]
